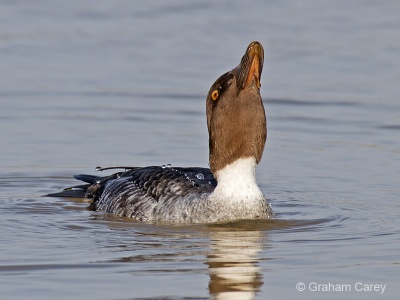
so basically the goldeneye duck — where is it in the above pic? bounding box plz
[46,41,273,223]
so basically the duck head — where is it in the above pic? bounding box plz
[206,41,266,177]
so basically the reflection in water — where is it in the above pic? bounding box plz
[206,230,265,300]
[98,219,270,299]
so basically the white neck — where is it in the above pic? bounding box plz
[211,157,263,203]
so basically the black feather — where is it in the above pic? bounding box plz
[44,188,88,198]
[45,166,217,214]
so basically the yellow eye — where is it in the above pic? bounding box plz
[211,90,219,101]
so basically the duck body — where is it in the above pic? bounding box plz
[46,41,273,223]
[69,157,271,223]
[87,166,217,223]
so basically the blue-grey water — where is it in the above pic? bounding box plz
[1,1,399,299]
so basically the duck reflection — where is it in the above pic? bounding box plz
[206,229,265,300]
[96,218,269,299]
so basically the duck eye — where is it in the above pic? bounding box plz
[211,90,219,101]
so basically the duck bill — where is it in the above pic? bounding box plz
[236,41,264,91]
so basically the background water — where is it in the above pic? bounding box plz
[1,1,399,299]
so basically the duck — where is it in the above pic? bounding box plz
[46,41,273,223]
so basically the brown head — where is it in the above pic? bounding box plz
[206,41,267,176]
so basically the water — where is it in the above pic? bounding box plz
[1,1,399,299]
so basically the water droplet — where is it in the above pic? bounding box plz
[161,165,166,169]
[166,164,172,168]
[196,173,204,180]
[96,180,101,184]
[95,166,102,172]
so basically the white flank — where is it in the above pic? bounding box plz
[211,157,263,204]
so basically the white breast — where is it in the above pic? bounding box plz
[211,157,264,205]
